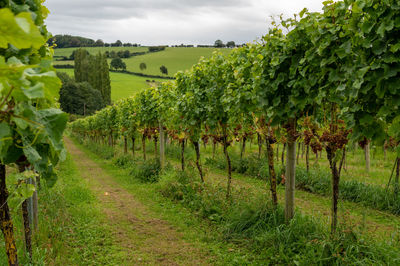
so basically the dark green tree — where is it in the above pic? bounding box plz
[111,57,126,71]
[110,51,117,58]
[226,41,235,48]
[113,40,123,47]
[160,65,168,75]
[214,39,225,47]
[74,48,90,82]
[140,62,147,71]
[100,53,112,105]
[95,39,104,46]
[58,72,104,115]
[123,50,130,58]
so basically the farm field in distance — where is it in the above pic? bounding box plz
[58,69,165,101]
[54,46,232,77]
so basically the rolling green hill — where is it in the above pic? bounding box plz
[54,46,232,77]
[57,69,164,101]
[123,47,231,76]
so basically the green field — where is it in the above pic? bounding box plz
[122,47,231,76]
[54,47,232,77]
[57,69,164,101]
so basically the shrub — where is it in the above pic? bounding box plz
[112,154,133,169]
[130,159,161,183]
[158,167,226,222]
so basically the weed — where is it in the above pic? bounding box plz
[130,159,161,183]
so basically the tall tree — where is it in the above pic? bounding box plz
[226,41,236,48]
[214,39,225,48]
[101,53,112,105]
[74,48,90,82]
[110,57,126,71]
[74,50,111,105]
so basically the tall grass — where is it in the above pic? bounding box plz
[296,167,400,215]
[200,145,400,216]
[157,167,400,265]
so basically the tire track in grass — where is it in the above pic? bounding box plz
[64,137,211,265]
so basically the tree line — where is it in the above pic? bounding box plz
[48,35,141,48]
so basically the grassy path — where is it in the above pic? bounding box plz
[64,137,212,265]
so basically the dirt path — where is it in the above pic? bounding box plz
[64,137,211,265]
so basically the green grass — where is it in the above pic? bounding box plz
[54,47,232,77]
[57,69,164,101]
[54,46,148,57]
[123,47,231,77]
[0,155,127,265]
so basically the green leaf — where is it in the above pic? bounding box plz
[390,43,400,53]
[389,116,400,138]
[37,109,68,143]
[361,20,375,34]
[337,84,346,91]
[25,70,61,102]
[359,114,373,125]
[0,8,45,49]
[23,145,42,164]
[0,123,12,160]
[22,83,44,99]
[12,117,29,130]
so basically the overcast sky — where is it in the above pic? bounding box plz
[45,0,323,46]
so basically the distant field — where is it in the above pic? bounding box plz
[54,46,232,77]
[57,69,164,101]
[123,47,232,76]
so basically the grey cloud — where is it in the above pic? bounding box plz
[45,0,322,45]
[46,0,248,20]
